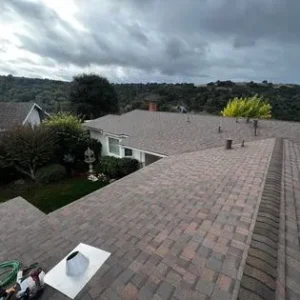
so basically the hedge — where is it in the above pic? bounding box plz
[95,156,139,179]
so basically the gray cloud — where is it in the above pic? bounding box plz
[1,0,300,83]
[233,37,256,49]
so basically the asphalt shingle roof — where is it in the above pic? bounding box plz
[3,138,299,299]
[0,102,35,130]
[84,110,300,155]
[1,107,300,299]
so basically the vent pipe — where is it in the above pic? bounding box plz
[66,251,90,276]
[254,119,258,136]
[225,139,233,150]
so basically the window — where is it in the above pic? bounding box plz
[108,137,120,155]
[124,148,133,156]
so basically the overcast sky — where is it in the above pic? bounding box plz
[1,0,299,83]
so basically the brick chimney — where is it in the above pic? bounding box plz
[148,100,158,112]
[144,94,159,111]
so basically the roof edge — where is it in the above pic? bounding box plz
[238,138,283,300]
[22,102,45,125]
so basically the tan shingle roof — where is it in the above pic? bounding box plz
[85,110,300,155]
[1,138,300,299]
[0,139,275,299]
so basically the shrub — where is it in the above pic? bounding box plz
[118,157,140,177]
[43,112,102,165]
[0,126,57,181]
[95,156,139,179]
[36,164,67,183]
[95,156,120,179]
[221,95,272,119]
[43,112,83,131]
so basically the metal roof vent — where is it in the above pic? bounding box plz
[177,105,187,113]
[66,251,89,276]
[44,243,111,299]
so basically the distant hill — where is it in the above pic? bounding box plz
[1,75,300,121]
[0,75,70,113]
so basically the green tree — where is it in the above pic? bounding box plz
[221,95,272,120]
[2,75,300,122]
[0,126,57,180]
[43,112,102,166]
[70,74,119,119]
[43,112,83,132]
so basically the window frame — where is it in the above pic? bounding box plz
[124,148,133,157]
[108,137,120,156]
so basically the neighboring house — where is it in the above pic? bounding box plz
[84,105,167,166]
[84,100,300,166]
[0,102,47,131]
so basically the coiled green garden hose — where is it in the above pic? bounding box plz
[0,260,20,288]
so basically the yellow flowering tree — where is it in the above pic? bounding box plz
[221,95,272,120]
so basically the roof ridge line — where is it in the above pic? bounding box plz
[238,138,283,300]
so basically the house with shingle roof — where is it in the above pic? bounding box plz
[84,101,300,166]
[0,102,47,131]
[1,102,300,299]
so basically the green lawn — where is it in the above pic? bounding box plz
[0,177,108,214]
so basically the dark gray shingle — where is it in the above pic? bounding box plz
[0,102,35,130]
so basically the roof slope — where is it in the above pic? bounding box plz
[279,139,300,299]
[85,110,300,155]
[239,138,283,300]
[1,138,277,299]
[0,197,46,241]
[0,102,36,130]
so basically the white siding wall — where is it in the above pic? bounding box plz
[132,149,145,165]
[89,129,146,164]
[24,108,41,126]
[89,131,110,156]
[121,147,145,165]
